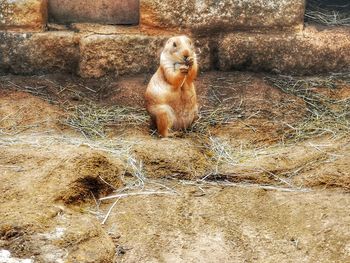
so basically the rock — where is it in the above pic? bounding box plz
[79,33,213,78]
[1,25,349,77]
[79,33,168,78]
[141,0,305,33]
[0,0,47,32]
[0,31,79,74]
[218,26,350,74]
[0,30,212,77]
[48,0,139,25]
[194,37,212,72]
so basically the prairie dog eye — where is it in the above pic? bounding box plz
[173,42,177,48]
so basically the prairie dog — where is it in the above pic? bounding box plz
[145,35,198,137]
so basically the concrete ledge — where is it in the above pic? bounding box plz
[0,32,79,74]
[0,0,47,32]
[141,0,305,33]
[218,27,350,74]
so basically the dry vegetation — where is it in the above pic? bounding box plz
[306,0,350,26]
[266,73,350,141]
[1,71,350,262]
[63,104,148,138]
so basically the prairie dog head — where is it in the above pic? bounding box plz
[160,35,197,67]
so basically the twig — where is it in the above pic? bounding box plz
[99,191,175,201]
[99,176,118,190]
[101,197,121,225]
[180,180,311,193]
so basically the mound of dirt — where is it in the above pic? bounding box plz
[56,152,124,204]
[0,144,124,262]
[133,137,210,179]
[293,142,350,191]
[201,136,350,189]
[1,71,349,262]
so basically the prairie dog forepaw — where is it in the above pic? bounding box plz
[185,57,194,67]
[179,64,189,74]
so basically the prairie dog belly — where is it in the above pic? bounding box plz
[173,107,198,130]
[170,88,198,130]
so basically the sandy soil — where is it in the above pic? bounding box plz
[0,71,349,263]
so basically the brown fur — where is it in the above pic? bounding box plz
[145,35,198,137]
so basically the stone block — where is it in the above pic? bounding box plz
[218,27,350,74]
[79,34,169,78]
[48,0,139,25]
[79,33,214,78]
[141,0,305,33]
[0,0,47,31]
[0,31,79,74]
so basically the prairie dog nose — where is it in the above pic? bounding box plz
[182,50,190,59]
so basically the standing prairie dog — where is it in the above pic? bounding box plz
[145,35,198,137]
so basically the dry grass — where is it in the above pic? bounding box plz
[62,73,350,143]
[305,173,350,191]
[202,135,299,187]
[63,104,149,138]
[306,1,350,26]
[191,77,247,134]
[191,105,240,134]
[266,74,350,141]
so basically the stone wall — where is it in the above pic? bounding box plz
[141,0,305,33]
[0,0,349,77]
[48,0,139,25]
[0,31,79,74]
[0,0,47,31]
[0,0,305,32]
[218,27,350,74]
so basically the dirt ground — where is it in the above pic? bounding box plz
[0,71,349,263]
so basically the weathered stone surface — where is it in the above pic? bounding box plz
[0,30,211,77]
[0,31,79,74]
[141,0,305,33]
[218,26,350,74]
[0,0,47,31]
[79,33,213,78]
[79,34,169,78]
[194,37,212,71]
[48,0,139,25]
[1,26,349,77]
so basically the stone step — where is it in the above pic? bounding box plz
[0,26,349,77]
[1,0,305,33]
[0,0,47,32]
[218,26,350,75]
[48,0,139,25]
[140,0,305,33]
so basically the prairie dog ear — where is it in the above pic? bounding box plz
[156,41,165,59]
[161,37,175,54]
[161,38,171,52]
[188,37,193,47]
